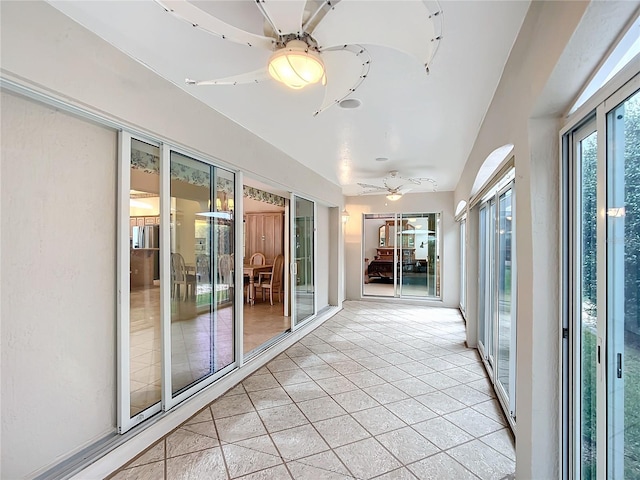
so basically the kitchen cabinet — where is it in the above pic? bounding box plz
[244,212,284,264]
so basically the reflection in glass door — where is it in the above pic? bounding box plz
[292,196,315,326]
[165,151,235,408]
[607,88,639,479]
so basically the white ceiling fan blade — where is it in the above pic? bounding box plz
[404,177,423,185]
[156,0,275,50]
[186,68,271,86]
[413,177,439,190]
[313,45,371,116]
[257,0,307,36]
[357,182,386,191]
[312,0,441,71]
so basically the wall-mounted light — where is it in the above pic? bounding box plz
[341,209,350,223]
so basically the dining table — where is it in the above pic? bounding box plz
[243,264,273,305]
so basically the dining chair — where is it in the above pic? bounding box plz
[247,252,266,290]
[171,252,197,301]
[249,252,266,265]
[255,254,284,305]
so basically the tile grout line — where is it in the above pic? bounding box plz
[115,303,514,479]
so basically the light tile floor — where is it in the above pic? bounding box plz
[112,300,515,480]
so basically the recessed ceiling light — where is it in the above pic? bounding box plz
[375,157,389,162]
[339,98,362,109]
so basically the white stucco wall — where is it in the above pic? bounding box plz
[344,191,458,308]
[1,91,118,479]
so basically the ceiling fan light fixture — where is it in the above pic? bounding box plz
[268,40,325,90]
[386,193,403,201]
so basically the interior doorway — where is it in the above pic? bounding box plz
[242,181,291,357]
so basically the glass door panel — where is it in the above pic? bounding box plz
[607,88,640,479]
[168,151,234,402]
[487,200,496,366]
[496,187,515,409]
[576,125,598,478]
[460,219,466,312]
[478,206,487,355]
[399,213,440,298]
[293,196,315,326]
[363,214,396,297]
[128,138,162,420]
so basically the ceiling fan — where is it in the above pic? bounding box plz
[358,170,437,201]
[156,0,443,115]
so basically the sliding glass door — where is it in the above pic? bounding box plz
[118,135,236,432]
[164,151,235,409]
[572,120,598,478]
[362,212,441,299]
[565,77,639,478]
[606,87,640,479]
[460,218,467,314]
[477,177,516,423]
[399,213,441,298]
[363,214,396,297]
[119,136,163,430]
[496,186,515,411]
[291,195,315,326]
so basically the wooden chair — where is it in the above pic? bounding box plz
[171,252,197,301]
[256,254,284,305]
[247,252,266,294]
[249,252,266,265]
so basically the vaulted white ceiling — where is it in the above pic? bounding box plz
[48,0,530,196]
